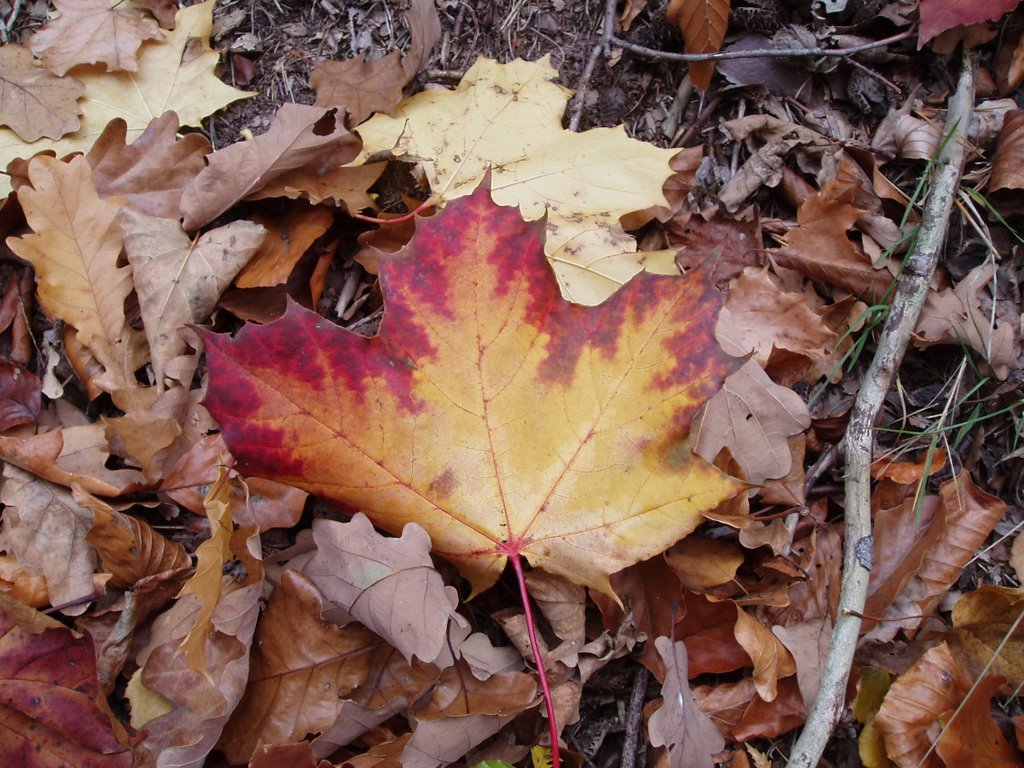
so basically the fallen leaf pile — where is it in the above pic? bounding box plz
[0,0,1022,767]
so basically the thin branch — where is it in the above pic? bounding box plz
[609,29,914,64]
[568,0,618,131]
[785,47,976,768]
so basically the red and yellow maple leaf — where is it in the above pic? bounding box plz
[201,184,741,596]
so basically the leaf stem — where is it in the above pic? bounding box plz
[509,554,561,768]
[350,198,433,226]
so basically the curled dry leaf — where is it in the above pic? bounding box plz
[355,56,678,305]
[202,182,741,598]
[665,0,731,90]
[989,109,1024,192]
[86,113,211,218]
[733,608,796,703]
[180,104,360,230]
[29,0,162,76]
[0,45,84,142]
[77,486,189,589]
[692,359,811,484]
[874,642,1017,768]
[301,514,462,666]
[0,593,134,767]
[648,636,726,768]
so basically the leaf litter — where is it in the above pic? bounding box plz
[0,0,1022,767]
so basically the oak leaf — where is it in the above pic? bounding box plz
[311,0,441,124]
[692,359,811,484]
[649,636,726,768]
[180,104,360,230]
[118,208,265,386]
[302,514,462,665]
[86,112,211,218]
[0,1,252,199]
[6,155,148,402]
[0,594,134,767]
[202,183,741,598]
[355,56,678,305]
[0,45,84,142]
[29,0,162,76]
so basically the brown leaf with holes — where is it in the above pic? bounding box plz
[666,0,731,90]
[692,359,811,484]
[0,45,83,142]
[86,113,210,217]
[29,0,161,76]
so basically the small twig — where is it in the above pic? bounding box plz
[672,93,722,146]
[785,47,976,768]
[620,665,649,768]
[1,0,23,44]
[846,56,903,96]
[568,0,617,131]
[610,29,914,64]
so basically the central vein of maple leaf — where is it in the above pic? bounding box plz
[202,183,742,596]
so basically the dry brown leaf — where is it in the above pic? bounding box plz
[693,359,811,484]
[402,713,517,768]
[180,104,361,230]
[0,555,49,608]
[6,155,149,403]
[666,0,730,90]
[0,424,146,496]
[664,537,743,591]
[78,486,189,588]
[250,159,386,212]
[649,636,726,768]
[160,433,307,531]
[773,175,897,301]
[86,113,210,218]
[235,203,333,288]
[29,0,161,75]
[0,464,97,615]
[717,267,835,365]
[0,45,84,142]
[524,571,585,668]
[219,570,380,764]
[990,109,1024,190]
[134,0,177,28]
[915,261,1021,380]
[948,585,1024,692]
[301,514,462,666]
[867,472,1007,642]
[102,396,185,484]
[118,207,265,386]
[772,618,831,710]
[733,608,796,703]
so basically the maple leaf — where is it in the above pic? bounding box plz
[202,183,741,597]
[0,1,251,199]
[0,44,84,142]
[355,56,677,305]
[29,0,162,76]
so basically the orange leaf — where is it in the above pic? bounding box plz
[202,182,741,597]
[666,0,732,90]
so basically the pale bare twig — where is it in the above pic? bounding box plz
[610,29,914,64]
[784,47,976,768]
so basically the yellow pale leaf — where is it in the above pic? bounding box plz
[0,1,252,198]
[355,56,676,305]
